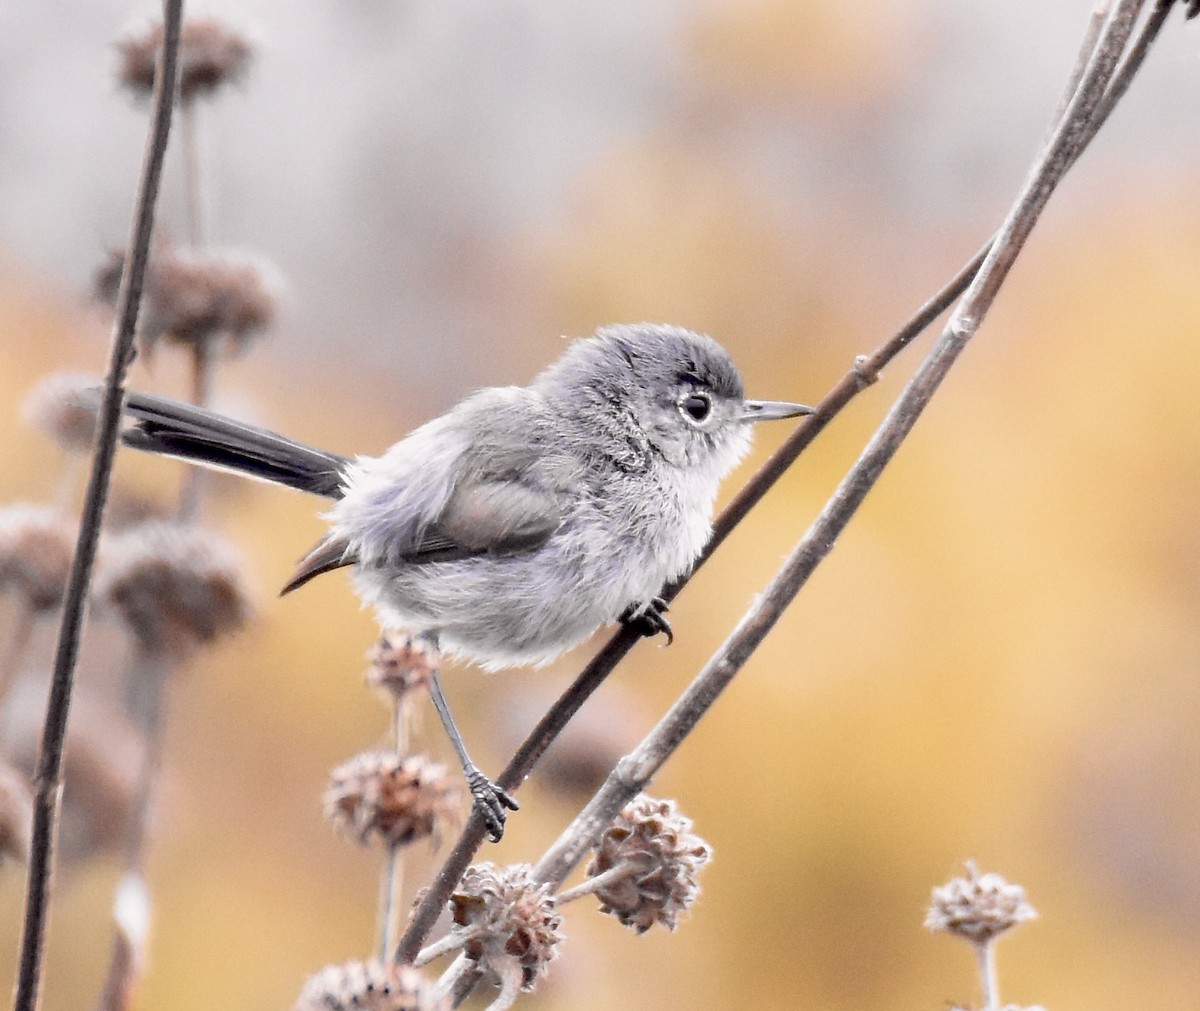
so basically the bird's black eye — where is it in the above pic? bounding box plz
[680,392,712,424]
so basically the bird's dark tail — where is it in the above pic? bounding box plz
[118,390,349,499]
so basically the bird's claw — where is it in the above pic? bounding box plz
[621,596,673,646]
[466,766,519,843]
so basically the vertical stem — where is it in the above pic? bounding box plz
[176,340,214,522]
[376,698,411,963]
[181,101,206,251]
[12,3,182,1007]
[974,940,999,1011]
[0,603,36,712]
[96,649,173,1011]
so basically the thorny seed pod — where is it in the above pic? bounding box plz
[292,960,448,1011]
[21,372,101,453]
[94,521,250,659]
[0,505,75,613]
[95,244,277,357]
[0,761,33,865]
[925,862,1038,945]
[117,17,253,102]
[586,794,711,934]
[449,862,562,991]
[365,633,438,702]
[324,751,461,848]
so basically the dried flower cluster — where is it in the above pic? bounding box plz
[365,634,438,702]
[95,521,250,658]
[925,863,1038,945]
[586,794,711,933]
[325,751,461,848]
[449,863,562,991]
[0,505,76,613]
[117,17,252,102]
[95,243,277,356]
[21,372,101,453]
[292,960,447,1011]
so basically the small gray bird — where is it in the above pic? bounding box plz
[118,323,812,838]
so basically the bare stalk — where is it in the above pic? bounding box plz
[524,0,1148,896]
[0,603,36,711]
[11,3,183,1007]
[376,698,411,962]
[975,940,1000,1010]
[95,650,173,1011]
[395,0,1166,966]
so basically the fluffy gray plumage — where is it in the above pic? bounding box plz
[119,323,810,669]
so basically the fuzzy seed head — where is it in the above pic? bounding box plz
[95,244,277,356]
[365,634,438,702]
[925,862,1037,945]
[21,372,101,452]
[586,794,711,933]
[292,960,447,1011]
[0,761,33,866]
[449,862,562,991]
[324,752,461,849]
[117,17,252,102]
[0,505,75,613]
[95,521,250,658]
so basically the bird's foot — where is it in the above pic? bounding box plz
[465,765,520,843]
[621,596,673,646]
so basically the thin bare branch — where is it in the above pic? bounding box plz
[396,0,1169,967]
[11,2,183,1007]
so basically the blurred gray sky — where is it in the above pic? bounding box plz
[1,1,1198,394]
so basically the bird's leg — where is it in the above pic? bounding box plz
[620,596,673,645]
[426,665,518,842]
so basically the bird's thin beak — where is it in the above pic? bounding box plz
[740,399,814,422]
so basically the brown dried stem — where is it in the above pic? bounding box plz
[398,0,1170,970]
[11,2,183,1007]
[522,0,1149,895]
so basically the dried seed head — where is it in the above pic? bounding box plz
[292,960,447,1011]
[925,862,1037,945]
[117,17,253,102]
[0,505,75,613]
[95,521,251,658]
[586,794,711,933]
[324,751,461,848]
[21,372,101,452]
[95,243,277,356]
[449,862,562,991]
[365,634,438,702]
[0,761,33,866]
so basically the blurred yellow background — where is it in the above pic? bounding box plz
[3,2,1200,1009]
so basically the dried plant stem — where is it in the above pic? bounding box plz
[96,650,173,1011]
[395,0,1166,966]
[11,3,182,1006]
[181,101,206,250]
[376,698,412,962]
[552,863,636,905]
[177,99,214,523]
[177,339,214,522]
[975,941,999,1010]
[0,603,36,710]
[413,925,482,968]
[523,0,1148,896]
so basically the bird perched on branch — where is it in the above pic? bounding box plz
[114,323,813,839]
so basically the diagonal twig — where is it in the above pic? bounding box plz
[396,0,1170,967]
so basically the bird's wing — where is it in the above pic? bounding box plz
[282,390,566,596]
[280,479,562,595]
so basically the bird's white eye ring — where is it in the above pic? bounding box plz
[680,392,712,424]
